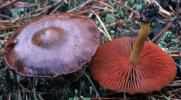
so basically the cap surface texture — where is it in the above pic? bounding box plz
[5,13,100,77]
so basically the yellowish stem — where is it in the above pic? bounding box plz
[129,23,151,64]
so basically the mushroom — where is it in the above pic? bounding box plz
[90,6,176,94]
[4,13,100,77]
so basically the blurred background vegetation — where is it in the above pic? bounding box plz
[0,0,180,100]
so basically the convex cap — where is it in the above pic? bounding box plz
[5,13,100,77]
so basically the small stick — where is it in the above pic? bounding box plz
[0,0,18,9]
[152,21,172,43]
[68,0,93,12]
[168,79,181,87]
[146,0,172,17]
[92,10,112,41]
[168,51,181,59]
[96,0,114,10]
[84,72,100,97]
[0,13,11,19]
[0,48,4,56]
[123,93,127,100]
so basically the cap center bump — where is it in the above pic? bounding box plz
[32,27,66,48]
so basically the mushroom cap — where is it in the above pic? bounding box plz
[4,13,100,77]
[90,37,176,94]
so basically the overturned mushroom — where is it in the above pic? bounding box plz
[90,23,176,94]
[4,13,100,77]
[90,5,176,94]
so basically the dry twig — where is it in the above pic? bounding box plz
[92,10,112,41]
[0,0,18,9]
[146,0,172,17]
[152,21,172,43]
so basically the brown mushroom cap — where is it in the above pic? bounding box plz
[4,13,100,77]
[90,37,176,94]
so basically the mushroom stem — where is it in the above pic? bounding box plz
[129,22,151,64]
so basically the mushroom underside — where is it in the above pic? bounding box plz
[91,37,176,94]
